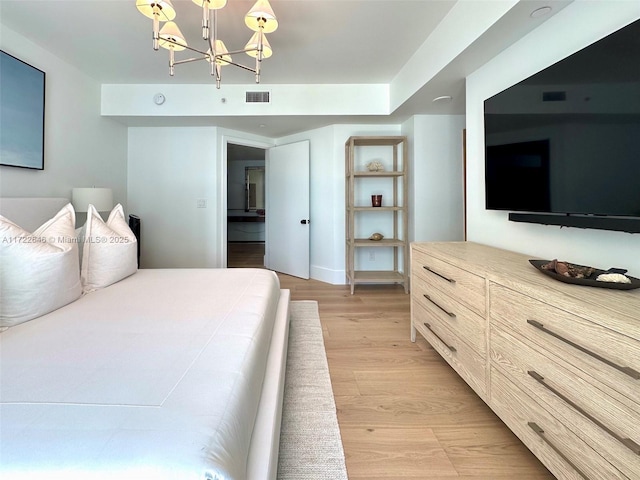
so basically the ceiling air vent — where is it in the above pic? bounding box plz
[246,91,270,103]
[542,91,566,102]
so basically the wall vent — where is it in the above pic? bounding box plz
[246,91,270,103]
[542,91,566,102]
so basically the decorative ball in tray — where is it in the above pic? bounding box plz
[529,259,640,290]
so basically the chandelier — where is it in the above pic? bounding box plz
[135,0,278,88]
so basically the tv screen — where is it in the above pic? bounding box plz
[484,19,640,218]
[486,139,550,212]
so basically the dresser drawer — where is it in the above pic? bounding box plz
[413,300,486,397]
[490,283,640,404]
[412,274,486,355]
[412,248,485,316]
[491,325,640,479]
[491,366,629,480]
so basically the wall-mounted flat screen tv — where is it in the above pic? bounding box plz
[484,19,640,219]
[0,50,46,170]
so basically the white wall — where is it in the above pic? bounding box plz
[466,2,640,275]
[127,126,279,269]
[0,25,127,210]
[127,127,219,268]
[102,84,389,118]
[404,115,465,243]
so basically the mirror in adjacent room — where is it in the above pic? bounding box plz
[245,166,265,212]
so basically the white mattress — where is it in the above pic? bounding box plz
[0,268,282,480]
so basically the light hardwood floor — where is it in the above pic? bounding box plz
[228,244,555,479]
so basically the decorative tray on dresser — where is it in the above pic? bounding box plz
[529,259,640,290]
[410,241,640,480]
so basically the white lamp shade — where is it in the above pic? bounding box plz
[193,0,227,9]
[72,188,114,213]
[208,40,232,65]
[159,22,188,50]
[136,0,176,21]
[245,0,278,33]
[245,31,272,58]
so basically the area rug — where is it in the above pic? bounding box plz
[277,300,349,480]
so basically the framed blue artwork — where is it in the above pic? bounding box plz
[0,50,46,170]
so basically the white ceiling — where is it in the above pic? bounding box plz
[0,0,572,136]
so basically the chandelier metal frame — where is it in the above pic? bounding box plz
[136,0,278,88]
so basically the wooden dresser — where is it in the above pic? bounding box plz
[410,242,640,480]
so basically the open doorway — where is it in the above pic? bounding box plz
[226,143,266,268]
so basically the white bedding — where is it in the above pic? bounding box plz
[0,268,284,480]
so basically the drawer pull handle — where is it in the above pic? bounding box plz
[527,422,589,479]
[423,294,456,318]
[423,323,456,352]
[527,319,640,380]
[528,370,640,455]
[422,265,456,284]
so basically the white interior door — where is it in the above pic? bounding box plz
[265,140,310,279]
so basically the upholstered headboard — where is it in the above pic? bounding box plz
[0,197,70,232]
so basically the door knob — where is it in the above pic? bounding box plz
[300,219,310,224]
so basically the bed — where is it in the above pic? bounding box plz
[0,197,290,480]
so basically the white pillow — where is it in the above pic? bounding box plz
[79,204,137,293]
[0,203,82,328]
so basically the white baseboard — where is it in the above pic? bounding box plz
[310,265,347,285]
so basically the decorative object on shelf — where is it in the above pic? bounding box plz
[371,195,382,207]
[369,232,384,241]
[529,259,640,290]
[366,161,384,172]
[135,0,278,89]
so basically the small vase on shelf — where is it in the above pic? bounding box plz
[371,195,382,207]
